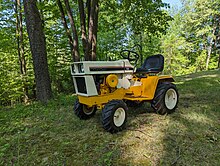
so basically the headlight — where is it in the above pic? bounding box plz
[78,64,84,73]
[71,65,75,73]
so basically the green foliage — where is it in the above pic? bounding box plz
[0,0,74,105]
[159,0,220,75]
[43,2,74,93]
[194,50,207,71]
[1,0,220,105]
[98,0,172,61]
[0,14,22,105]
[118,0,172,35]
[0,1,35,105]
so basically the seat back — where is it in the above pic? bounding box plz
[136,54,164,73]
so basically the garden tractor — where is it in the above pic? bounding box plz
[71,49,179,133]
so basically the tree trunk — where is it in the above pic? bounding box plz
[15,0,22,72]
[87,0,91,31]
[18,0,26,76]
[216,33,220,69]
[57,0,75,61]
[78,0,87,55]
[64,0,80,61]
[91,0,99,61]
[86,0,98,61]
[206,21,217,70]
[217,40,220,69]
[24,0,52,103]
[18,0,28,103]
[206,40,213,70]
[15,0,28,103]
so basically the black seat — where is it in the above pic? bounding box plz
[136,54,164,73]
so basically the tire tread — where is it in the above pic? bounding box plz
[101,100,128,133]
[151,82,178,115]
[74,99,96,120]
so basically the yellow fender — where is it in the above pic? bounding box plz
[142,75,174,99]
[125,75,174,101]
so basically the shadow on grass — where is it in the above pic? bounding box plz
[159,70,220,165]
[0,93,162,165]
[0,70,219,165]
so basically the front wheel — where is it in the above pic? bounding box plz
[101,100,128,133]
[151,82,179,115]
[74,99,96,120]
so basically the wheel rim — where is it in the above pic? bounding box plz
[165,88,178,110]
[113,107,126,127]
[83,105,95,115]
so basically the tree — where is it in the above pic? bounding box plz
[0,0,29,105]
[0,0,179,106]
[14,0,29,103]
[57,0,99,61]
[97,0,172,63]
[55,0,172,62]
[64,0,80,61]
[24,0,52,103]
[182,0,220,70]
[57,0,80,62]
[77,0,99,60]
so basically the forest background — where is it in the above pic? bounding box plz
[0,0,219,105]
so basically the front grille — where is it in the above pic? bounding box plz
[75,77,87,94]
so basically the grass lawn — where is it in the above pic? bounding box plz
[0,70,220,165]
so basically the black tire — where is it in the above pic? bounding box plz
[151,82,179,115]
[74,99,96,120]
[101,100,128,133]
[125,100,144,107]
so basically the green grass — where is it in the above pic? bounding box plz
[0,70,220,165]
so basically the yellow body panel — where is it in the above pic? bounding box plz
[128,85,142,97]
[143,75,173,99]
[78,88,126,108]
[125,75,174,100]
[78,75,174,108]
[141,76,158,98]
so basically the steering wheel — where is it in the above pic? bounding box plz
[120,49,140,66]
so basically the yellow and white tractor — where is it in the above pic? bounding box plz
[71,50,179,133]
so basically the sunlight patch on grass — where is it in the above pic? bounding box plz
[184,78,193,81]
[182,110,214,125]
[116,113,172,165]
[174,81,184,85]
[197,74,219,78]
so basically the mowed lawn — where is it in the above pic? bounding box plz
[0,70,220,165]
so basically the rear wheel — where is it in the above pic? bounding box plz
[101,100,128,133]
[74,99,96,119]
[151,82,178,115]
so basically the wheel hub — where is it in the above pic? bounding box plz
[113,107,126,127]
[83,105,95,115]
[165,88,178,110]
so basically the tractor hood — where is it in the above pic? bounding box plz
[71,59,135,75]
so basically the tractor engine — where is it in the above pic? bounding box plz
[71,59,135,97]
[95,74,118,95]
